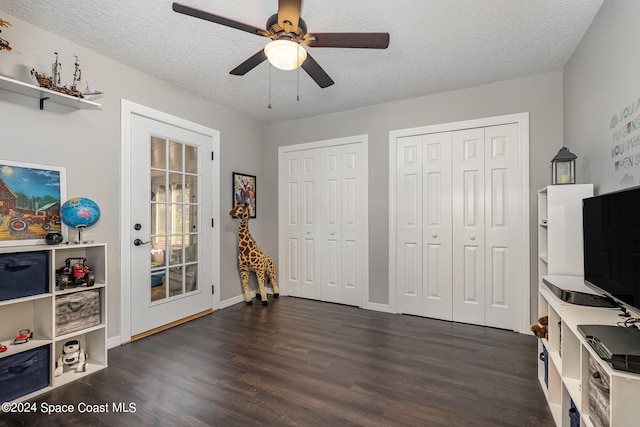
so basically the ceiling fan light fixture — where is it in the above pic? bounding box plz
[264,40,307,70]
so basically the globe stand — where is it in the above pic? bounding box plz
[71,225,93,245]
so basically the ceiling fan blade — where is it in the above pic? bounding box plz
[172,2,269,37]
[278,0,301,33]
[304,32,390,49]
[229,50,268,76]
[301,53,334,88]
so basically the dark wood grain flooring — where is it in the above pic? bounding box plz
[1,297,554,427]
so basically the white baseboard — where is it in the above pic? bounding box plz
[365,302,390,313]
[107,335,121,349]
[219,293,247,309]
[219,288,276,309]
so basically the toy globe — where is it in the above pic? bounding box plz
[60,197,101,243]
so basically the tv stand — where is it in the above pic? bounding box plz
[538,275,640,426]
[542,277,617,308]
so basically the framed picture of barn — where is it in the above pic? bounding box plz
[0,160,67,246]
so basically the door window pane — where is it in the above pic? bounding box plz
[151,137,166,169]
[185,145,198,174]
[168,141,183,172]
[148,139,200,304]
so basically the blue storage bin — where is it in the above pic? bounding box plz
[0,345,50,403]
[569,399,580,427]
[539,345,548,387]
[0,251,49,301]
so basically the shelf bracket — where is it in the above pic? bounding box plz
[39,96,50,110]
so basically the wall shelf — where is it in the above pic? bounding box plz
[0,75,101,111]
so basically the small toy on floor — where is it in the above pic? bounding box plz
[531,315,548,339]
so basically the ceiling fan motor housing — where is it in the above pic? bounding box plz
[266,14,307,41]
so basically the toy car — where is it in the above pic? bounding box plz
[0,344,8,352]
[56,257,95,290]
[14,329,33,345]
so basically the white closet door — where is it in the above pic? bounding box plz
[483,123,521,330]
[337,143,364,306]
[282,151,303,297]
[282,149,321,300]
[282,141,366,307]
[396,135,424,315]
[422,132,453,321]
[319,145,342,303]
[300,149,321,300]
[452,128,486,325]
[390,114,529,332]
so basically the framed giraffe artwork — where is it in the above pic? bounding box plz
[232,172,256,218]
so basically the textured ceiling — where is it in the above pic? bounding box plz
[0,0,603,124]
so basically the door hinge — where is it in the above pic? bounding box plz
[211,218,215,228]
[211,285,215,295]
[211,151,215,161]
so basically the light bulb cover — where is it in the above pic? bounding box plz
[264,40,307,70]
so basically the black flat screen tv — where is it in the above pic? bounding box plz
[583,186,640,312]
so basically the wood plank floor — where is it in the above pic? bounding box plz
[2,297,554,427]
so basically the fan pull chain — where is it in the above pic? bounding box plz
[268,64,272,109]
[297,44,300,101]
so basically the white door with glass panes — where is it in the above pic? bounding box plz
[129,113,215,336]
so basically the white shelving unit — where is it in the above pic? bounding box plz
[539,275,640,427]
[0,243,107,402]
[537,184,640,426]
[0,75,101,110]
[537,184,593,281]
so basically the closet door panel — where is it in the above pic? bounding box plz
[484,123,521,329]
[396,136,423,315]
[452,128,486,325]
[423,132,453,321]
[320,146,341,303]
[283,152,303,296]
[340,144,364,306]
[301,150,320,300]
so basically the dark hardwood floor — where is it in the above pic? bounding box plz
[2,297,554,427]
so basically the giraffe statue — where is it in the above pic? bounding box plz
[229,203,279,305]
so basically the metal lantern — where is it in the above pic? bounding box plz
[551,147,576,185]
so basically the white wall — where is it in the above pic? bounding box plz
[263,72,564,313]
[564,0,640,194]
[0,13,265,341]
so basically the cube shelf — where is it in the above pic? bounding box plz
[0,243,107,403]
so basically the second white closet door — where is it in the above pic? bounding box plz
[396,123,522,330]
[451,124,522,329]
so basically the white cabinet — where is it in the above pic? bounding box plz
[0,243,107,402]
[538,276,640,427]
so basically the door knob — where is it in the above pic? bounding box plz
[469,235,476,241]
[432,234,438,238]
[134,239,151,246]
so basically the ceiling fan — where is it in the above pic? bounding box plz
[172,1,390,88]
